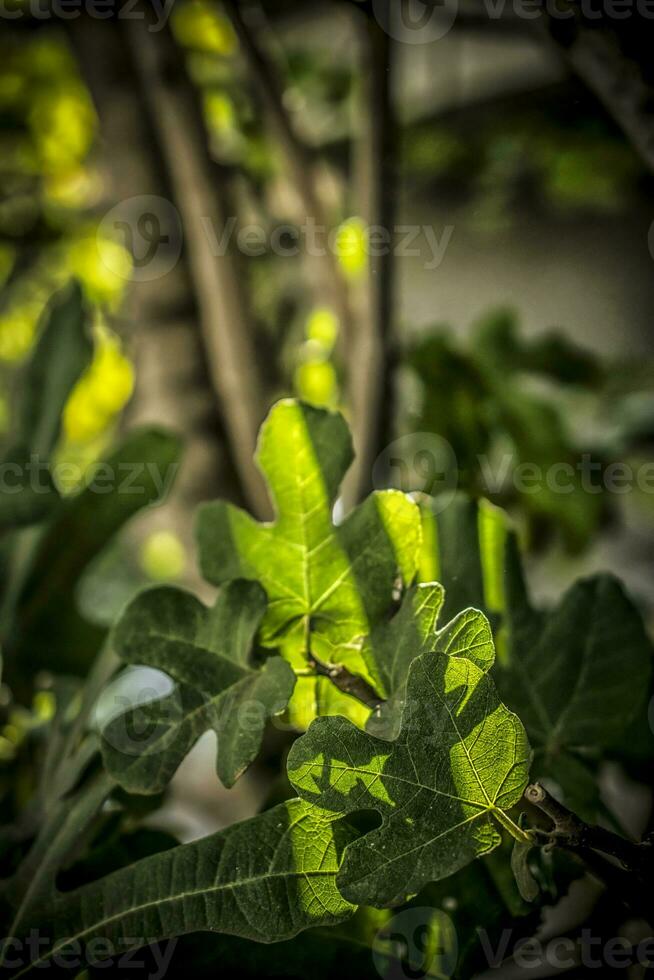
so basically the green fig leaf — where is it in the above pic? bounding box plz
[288,650,531,907]
[101,580,295,792]
[3,800,356,976]
[196,399,421,726]
[421,494,653,818]
[366,583,495,740]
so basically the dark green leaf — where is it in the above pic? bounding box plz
[366,583,495,740]
[16,281,92,460]
[0,283,91,533]
[511,840,539,903]
[101,580,295,791]
[0,449,58,532]
[510,813,540,904]
[421,494,653,817]
[6,800,356,976]
[7,428,182,676]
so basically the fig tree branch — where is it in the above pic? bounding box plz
[123,17,270,518]
[525,782,654,922]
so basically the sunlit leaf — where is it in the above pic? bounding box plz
[294,360,338,409]
[289,649,530,907]
[306,308,339,353]
[62,326,134,446]
[335,217,367,280]
[197,399,421,726]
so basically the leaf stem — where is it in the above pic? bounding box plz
[59,641,118,767]
[1,770,115,962]
[491,805,535,845]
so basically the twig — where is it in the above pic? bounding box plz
[309,656,384,710]
[345,1,396,505]
[543,14,654,176]
[525,783,654,922]
[525,783,654,873]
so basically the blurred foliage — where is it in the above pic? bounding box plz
[0,29,135,502]
[139,529,186,582]
[172,0,358,394]
[172,0,238,56]
[56,322,134,491]
[334,216,368,280]
[0,686,54,766]
[294,306,340,408]
[0,34,94,193]
[0,285,182,827]
[0,282,91,533]
[173,1,277,176]
[403,89,647,227]
[404,309,654,551]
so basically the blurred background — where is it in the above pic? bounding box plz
[0,0,653,851]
